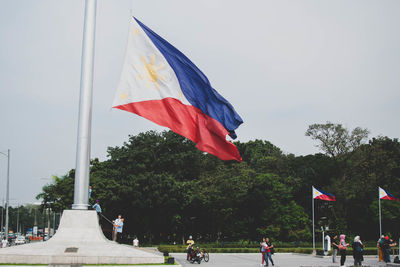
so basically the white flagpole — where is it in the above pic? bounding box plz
[72,0,97,210]
[312,186,315,254]
[378,188,382,237]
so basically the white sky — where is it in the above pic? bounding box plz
[0,0,399,205]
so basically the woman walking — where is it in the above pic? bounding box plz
[339,234,349,267]
[352,236,364,266]
[259,237,266,266]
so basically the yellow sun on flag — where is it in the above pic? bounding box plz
[313,189,321,196]
[135,54,166,90]
[133,27,140,36]
[120,92,128,100]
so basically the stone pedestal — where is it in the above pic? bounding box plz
[0,210,164,265]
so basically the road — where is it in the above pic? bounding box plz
[171,252,388,267]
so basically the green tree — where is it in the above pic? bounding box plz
[305,122,369,158]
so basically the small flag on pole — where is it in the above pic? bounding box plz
[312,186,336,201]
[113,17,243,161]
[379,187,398,200]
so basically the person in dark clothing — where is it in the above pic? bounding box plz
[382,236,398,263]
[265,237,275,266]
[332,235,339,263]
[339,234,349,267]
[352,236,364,266]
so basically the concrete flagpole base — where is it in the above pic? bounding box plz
[0,210,165,265]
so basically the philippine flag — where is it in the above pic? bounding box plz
[113,17,243,161]
[312,186,336,201]
[379,187,398,200]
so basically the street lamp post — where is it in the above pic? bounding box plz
[16,203,19,234]
[0,149,10,240]
[1,198,3,235]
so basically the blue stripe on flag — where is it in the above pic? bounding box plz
[135,17,243,139]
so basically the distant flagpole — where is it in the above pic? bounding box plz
[378,187,382,237]
[72,0,97,210]
[312,186,315,254]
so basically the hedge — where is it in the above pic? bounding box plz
[157,245,378,255]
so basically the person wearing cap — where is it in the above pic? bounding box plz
[92,200,102,214]
[186,235,195,260]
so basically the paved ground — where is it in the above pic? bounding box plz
[171,253,389,267]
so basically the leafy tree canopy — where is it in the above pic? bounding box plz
[34,129,400,244]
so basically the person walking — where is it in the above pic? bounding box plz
[377,235,384,262]
[113,217,124,244]
[332,235,339,263]
[1,237,8,248]
[339,234,349,267]
[112,215,123,242]
[352,236,364,266]
[382,235,397,263]
[133,236,139,247]
[259,237,266,266]
[265,237,275,266]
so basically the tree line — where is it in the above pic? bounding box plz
[35,123,400,244]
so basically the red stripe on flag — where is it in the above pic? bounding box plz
[381,195,397,200]
[315,195,336,201]
[114,98,242,161]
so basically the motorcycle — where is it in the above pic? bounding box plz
[187,245,201,264]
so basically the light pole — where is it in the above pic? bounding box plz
[0,149,10,240]
[16,203,19,234]
[1,198,3,236]
[39,178,53,239]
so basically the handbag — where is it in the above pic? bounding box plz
[338,244,347,250]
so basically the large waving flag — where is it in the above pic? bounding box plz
[113,17,243,161]
[312,186,336,201]
[379,187,398,200]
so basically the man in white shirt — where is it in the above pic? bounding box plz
[113,215,124,244]
[133,237,139,247]
[1,237,8,248]
[113,215,122,242]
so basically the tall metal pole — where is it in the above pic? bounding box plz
[312,186,315,254]
[379,193,382,237]
[72,0,97,210]
[5,149,10,239]
[47,207,50,236]
[34,208,37,237]
[16,204,19,234]
[53,211,56,232]
[1,198,3,234]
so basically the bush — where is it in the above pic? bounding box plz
[157,244,377,255]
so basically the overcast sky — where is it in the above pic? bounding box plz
[0,0,399,205]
